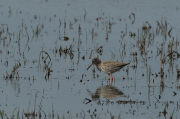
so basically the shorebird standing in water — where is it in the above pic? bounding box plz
[87,58,129,82]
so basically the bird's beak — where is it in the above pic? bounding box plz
[87,63,93,70]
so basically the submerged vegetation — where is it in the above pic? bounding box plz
[0,0,179,119]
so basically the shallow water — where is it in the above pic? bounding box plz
[0,0,180,119]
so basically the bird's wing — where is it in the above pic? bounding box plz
[102,60,128,68]
[102,61,129,73]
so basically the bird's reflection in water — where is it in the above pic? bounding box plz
[90,85,126,100]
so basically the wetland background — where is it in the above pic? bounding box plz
[0,0,180,119]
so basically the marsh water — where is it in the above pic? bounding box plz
[0,0,180,119]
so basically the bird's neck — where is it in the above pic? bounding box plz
[95,62,101,70]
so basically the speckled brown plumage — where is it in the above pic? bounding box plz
[87,58,129,81]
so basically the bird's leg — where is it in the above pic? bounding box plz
[108,74,110,80]
[110,74,113,82]
[108,79,111,85]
